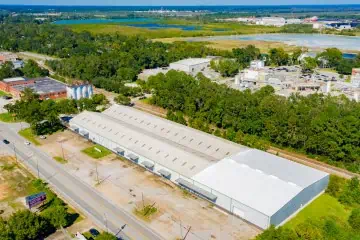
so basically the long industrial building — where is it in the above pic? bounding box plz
[69,104,329,229]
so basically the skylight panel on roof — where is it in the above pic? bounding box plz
[190,165,196,170]
[182,162,187,166]
[173,157,177,162]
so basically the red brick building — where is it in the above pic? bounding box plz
[0,77,67,99]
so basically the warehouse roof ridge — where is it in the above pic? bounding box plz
[71,110,218,177]
[102,104,246,160]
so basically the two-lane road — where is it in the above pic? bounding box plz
[0,122,164,240]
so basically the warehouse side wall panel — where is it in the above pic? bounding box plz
[270,175,329,226]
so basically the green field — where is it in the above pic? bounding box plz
[68,20,280,39]
[0,112,18,123]
[81,144,112,159]
[18,128,41,146]
[285,194,351,229]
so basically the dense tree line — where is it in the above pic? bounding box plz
[147,70,360,169]
[0,59,49,80]
[5,89,108,135]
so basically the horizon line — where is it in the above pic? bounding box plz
[1,4,360,7]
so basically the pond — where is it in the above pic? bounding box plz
[187,33,360,51]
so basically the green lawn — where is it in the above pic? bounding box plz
[18,128,41,146]
[81,144,112,159]
[0,112,19,123]
[285,193,351,229]
[53,156,68,164]
[0,90,10,97]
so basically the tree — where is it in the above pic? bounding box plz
[0,218,14,240]
[301,57,318,74]
[114,94,131,105]
[318,48,343,68]
[232,45,261,68]
[42,205,69,228]
[269,48,289,66]
[211,59,240,77]
[336,59,359,75]
[349,208,360,231]
[291,48,303,65]
[295,221,323,240]
[256,225,298,240]
[7,210,54,240]
[22,59,49,78]
[95,232,117,240]
[0,61,16,79]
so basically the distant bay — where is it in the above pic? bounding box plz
[187,34,360,51]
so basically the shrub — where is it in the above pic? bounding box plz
[349,208,360,231]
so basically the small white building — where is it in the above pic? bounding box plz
[351,68,360,88]
[250,60,265,69]
[169,58,211,75]
[256,17,286,27]
[286,18,302,24]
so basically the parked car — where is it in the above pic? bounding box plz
[39,135,46,139]
[2,139,10,144]
[24,141,30,145]
[89,228,100,237]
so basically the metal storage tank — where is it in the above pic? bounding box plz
[82,85,88,98]
[88,85,93,97]
[76,86,82,100]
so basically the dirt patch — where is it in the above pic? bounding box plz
[0,184,10,200]
[39,130,262,240]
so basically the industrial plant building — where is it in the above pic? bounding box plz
[66,81,94,100]
[69,104,329,229]
[169,58,211,75]
[0,77,67,99]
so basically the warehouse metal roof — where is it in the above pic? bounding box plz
[192,149,329,216]
[70,110,237,177]
[170,58,211,66]
[13,77,66,94]
[103,105,245,161]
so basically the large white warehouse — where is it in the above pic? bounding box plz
[169,58,211,75]
[69,104,329,229]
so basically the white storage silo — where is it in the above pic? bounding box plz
[76,86,82,100]
[88,85,93,97]
[82,84,88,98]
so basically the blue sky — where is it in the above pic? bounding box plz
[1,0,359,6]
